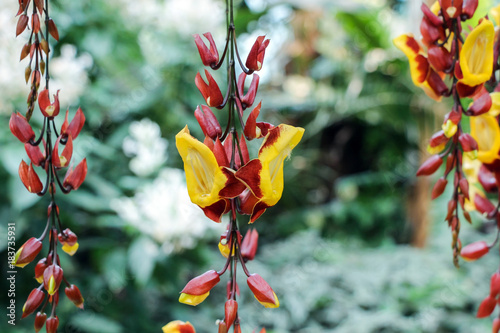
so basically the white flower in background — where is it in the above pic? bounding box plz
[0,4,92,114]
[50,45,93,107]
[112,168,221,254]
[122,118,168,177]
[113,0,224,34]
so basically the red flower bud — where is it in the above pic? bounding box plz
[34,311,47,332]
[25,142,46,166]
[431,177,447,200]
[244,102,262,140]
[241,229,259,261]
[478,166,496,193]
[440,0,463,19]
[416,155,443,176]
[31,13,40,34]
[38,89,60,118]
[461,0,478,19]
[18,160,43,194]
[43,264,64,295]
[224,299,238,329]
[10,112,35,143]
[421,3,443,26]
[16,14,28,36]
[195,70,223,108]
[474,194,496,215]
[22,288,45,318]
[427,69,449,97]
[218,321,228,333]
[237,73,260,109]
[427,45,453,72]
[246,36,270,72]
[179,270,220,306]
[194,32,219,67]
[468,92,492,116]
[461,241,489,261]
[35,258,48,283]
[459,178,469,200]
[247,274,279,308]
[45,316,59,333]
[490,272,500,296]
[445,199,457,221]
[61,108,86,140]
[195,105,221,140]
[493,318,500,333]
[47,19,59,41]
[458,133,478,152]
[477,295,496,318]
[52,135,73,168]
[162,320,195,333]
[65,284,84,309]
[13,237,42,268]
[63,158,88,191]
[420,17,443,45]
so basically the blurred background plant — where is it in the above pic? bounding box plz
[0,0,495,332]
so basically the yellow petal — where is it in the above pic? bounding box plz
[442,119,458,138]
[62,242,79,256]
[489,92,500,117]
[254,291,280,308]
[176,126,227,208]
[162,320,195,333]
[178,292,210,306]
[257,124,304,207]
[470,113,500,164]
[459,19,495,87]
[393,34,429,86]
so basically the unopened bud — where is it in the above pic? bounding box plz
[461,241,489,262]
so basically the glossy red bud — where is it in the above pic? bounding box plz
[461,241,489,261]
[181,270,220,296]
[195,70,223,108]
[490,272,500,296]
[194,32,219,67]
[462,0,478,19]
[10,112,35,143]
[428,45,453,72]
[34,311,47,332]
[63,158,88,191]
[22,288,45,318]
[246,36,270,72]
[241,229,259,261]
[474,194,496,215]
[431,177,447,199]
[416,155,443,176]
[468,92,492,116]
[45,316,59,333]
[61,108,86,140]
[224,299,238,329]
[195,105,221,140]
[477,295,496,318]
[65,284,84,309]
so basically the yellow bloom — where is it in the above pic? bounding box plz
[62,242,79,256]
[235,124,304,223]
[459,19,495,87]
[462,154,484,211]
[176,126,245,222]
[470,113,500,164]
[393,34,429,87]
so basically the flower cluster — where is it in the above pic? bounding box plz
[395,1,500,329]
[10,0,87,331]
[172,0,304,331]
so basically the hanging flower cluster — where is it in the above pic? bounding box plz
[170,0,304,331]
[10,0,87,331]
[395,1,500,329]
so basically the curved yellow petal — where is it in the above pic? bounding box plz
[162,320,196,333]
[257,124,304,207]
[178,291,210,306]
[254,291,280,308]
[62,242,79,256]
[393,34,429,86]
[470,114,500,164]
[459,19,495,87]
[489,92,500,117]
[176,126,227,208]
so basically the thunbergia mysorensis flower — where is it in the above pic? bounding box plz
[396,1,500,330]
[10,0,88,330]
[172,0,304,330]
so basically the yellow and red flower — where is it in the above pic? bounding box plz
[235,124,304,223]
[162,320,196,333]
[176,126,246,222]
